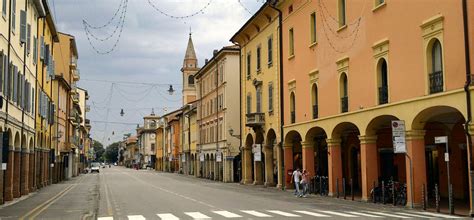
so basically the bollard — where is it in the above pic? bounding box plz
[319,176,323,196]
[336,178,340,198]
[422,184,426,210]
[392,182,396,206]
[382,181,385,204]
[343,178,346,200]
[373,181,376,203]
[449,184,454,215]
[351,178,354,201]
[435,184,440,213]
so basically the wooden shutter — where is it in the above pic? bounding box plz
[26,24,31,54]
[20,10,26,43]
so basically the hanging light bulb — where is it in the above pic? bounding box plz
[120,108,124,117]
[168,85,175,95]
[112,131,115,135]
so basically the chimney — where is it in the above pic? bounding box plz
[213,49,218,56]
[205,59,209,64]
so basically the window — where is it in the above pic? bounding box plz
[288,4,293,14]
[20,10,26,43]
[0,53,4,93]
[377,58,388,104]
[267,36,273,66]
[219,64,224,83]
[338,0,346,27]
[151,143,155,152]
[26,24,31,54]
[11,0,15,32]
[246,52,251,79]
[289,28,294,56]
[290,92,295,123]
[340,73,348,113]
[246,93,252,114]
[33,36,37,65]
[256,86,262,113]
[268,83,273,112]
[2,0,6,18]
[310,12,317,44]
[188,74,194,85]
[311,84,318,119]
[429,39,443,94]
[40,36,44,60]
[256,45,261,72]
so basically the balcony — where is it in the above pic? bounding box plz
[72,69,80,81]
[312,104,318,119]
[378,86,388,104]
[429,71,443,94]
[245,112,265,128]
[70,56,77,69]
[341,96,348,113]
[72,93,79,104]
[68,111,76,120]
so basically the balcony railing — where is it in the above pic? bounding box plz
[245,112,265,128]
[341,96,348,113]
[70,56,77,68]
[312,104,318,119]
[291,111,295,124]
[73,69,81,81]
[378,86,388,104]
[429,71,443,94]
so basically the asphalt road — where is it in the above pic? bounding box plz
[0,166,467,220]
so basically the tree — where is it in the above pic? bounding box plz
[92,140,105,162]
[104,142,120,163]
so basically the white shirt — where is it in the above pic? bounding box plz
[292,170,300,182]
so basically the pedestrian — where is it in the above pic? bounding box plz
[301,169,309,197]
[291,168,302,197]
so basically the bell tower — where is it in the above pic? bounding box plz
[181,32,198,105]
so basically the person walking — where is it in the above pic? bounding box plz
[301,169,309,197]
[291,168,302,197]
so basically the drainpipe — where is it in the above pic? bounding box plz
[461,0,473,216]
[267,0,284,190]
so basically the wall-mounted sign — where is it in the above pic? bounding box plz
[392,120,406,153]
[200,154,204,162]
[216,152,222,162]
[253,144,262,161]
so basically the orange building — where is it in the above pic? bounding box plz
[275,0,474,212]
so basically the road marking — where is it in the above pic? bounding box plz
[267,210,300,217]
[103,174,114,216]
[413,211,463,218]
[395,212,435,218]
[240,210,272,217]
[294,210,330,217]
[319,210,358,217]
[365,211,411,218]
[185,212,211,219]
[345,211,384,218]
[98,217,114,220]
[157,213,180,220]
[128,215,146,220]
[213,211,242,218]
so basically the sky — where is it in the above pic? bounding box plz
[52,0,264,147]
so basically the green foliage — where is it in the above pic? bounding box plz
[104,141,121,163]
[92,140,105,162]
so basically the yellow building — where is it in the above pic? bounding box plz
[0,0,43,203]
[180,101,197,175]
[231,3,282,187]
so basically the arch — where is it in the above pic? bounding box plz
[339,72,348,98]
[331,122,360,139]
[245,134,254,148]
[284,130,302,145]
[377,58,389,104]
[311,84,318,119]
[266,129,277,146]
[304,126,327,143]
[412,106,464,130]
[29,138,34,150]
[21,134,27,150]
[14,132,20,149]
[365,115,399,136]
[7,128,13,147]
[427,38,444,94]
[188,74,195,85]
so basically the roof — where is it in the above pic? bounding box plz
[184,33,197,60]
[194,45,240,79]
[230,3,270,43]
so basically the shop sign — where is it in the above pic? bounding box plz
[253,144,262,161]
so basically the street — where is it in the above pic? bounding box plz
[0,166,467,220]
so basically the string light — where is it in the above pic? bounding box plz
[238,0,254,14]
[147,0,213,19]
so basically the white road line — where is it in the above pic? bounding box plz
[185,212,211,219]
[241,210,272,217]
[365,211,411,218]
[395,212,435,218]
[319,211,358,217]
[294,210,330,217]
[413,212,463,219]
[345,211,384,218]
[157,213,180,220]
[97,217,113,220]
[267,210,301,217]
[213,211,242,218]
[128,215,146,220]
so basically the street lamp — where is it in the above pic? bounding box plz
[228,127,241,139]
[168,85,175,95]
[120,108,124,117]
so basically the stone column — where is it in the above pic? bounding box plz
[264,144,275,187]
[468,124,474,216]
[29,150,35,192]
[4,147,14,201]
[327,138,342,197]
[21,148,29,196]
[36,150,41,189]
[276,144,283,189]
[359,135,378,201]
[283,143,293,188]
[242,146,253,184]
[13,150,21,198]
[405,130,427,207]
[301,141,315,178]
[253,155,263,185]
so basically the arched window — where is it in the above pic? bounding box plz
[311,84,318,119]
[378,58,388,104]
[188,75,195,85]
[340,73,348,113]
[290,92,296,123]
[429,39,443,94]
